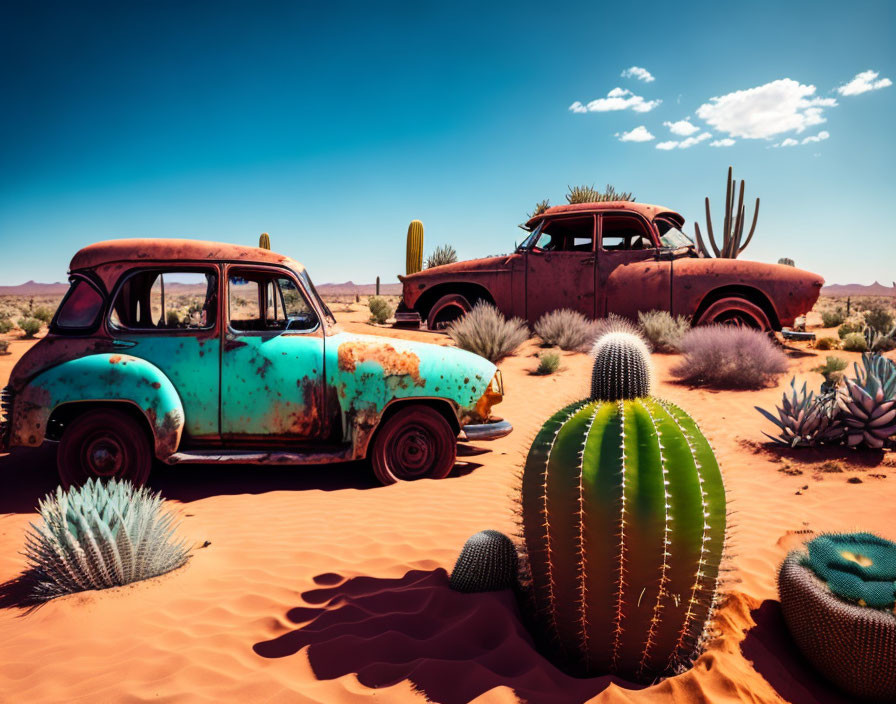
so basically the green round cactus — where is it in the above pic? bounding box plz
[805,533,896,609]
[521,332,726,681]
[449,530,519,593]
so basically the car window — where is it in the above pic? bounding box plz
[229,269,318,333]
[55,278,105,330]
[601,214,655,251]
[537,216,594,252]
[110,270,217,331]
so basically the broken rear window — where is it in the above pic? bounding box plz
[55,278,104,330]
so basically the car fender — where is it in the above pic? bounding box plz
[326,333,498,457]
[10,353,185,458]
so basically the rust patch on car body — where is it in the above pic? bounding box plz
[337,341,425,387]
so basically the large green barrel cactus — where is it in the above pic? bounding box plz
[406,220,424,275]
[520,332,727,681]
[779,533,896,701]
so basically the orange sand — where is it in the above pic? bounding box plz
[1,313,893,703]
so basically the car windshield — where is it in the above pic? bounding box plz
[517,222,544,251]
[660,227,695,249]
[297,269,336,326]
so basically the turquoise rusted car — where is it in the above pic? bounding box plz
[0,239,510,486]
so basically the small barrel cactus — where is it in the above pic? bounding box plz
[406,220,424,275]
[449,530,519,593]
[259,232,271,250]
[779,533,896,701]
[520,331,726,681]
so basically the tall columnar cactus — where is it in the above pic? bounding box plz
[694,166,759,259]
[259,232,271,250]
[406,220,424,275]
[520,332,726,681]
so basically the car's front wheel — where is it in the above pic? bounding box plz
[370,405,457,485]
[57,409,153,488]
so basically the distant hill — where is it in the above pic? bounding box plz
[0,279,403,296]
[821,281,896,297]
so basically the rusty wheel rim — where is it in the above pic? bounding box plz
[82,432,126,478]
[386,423,444,480]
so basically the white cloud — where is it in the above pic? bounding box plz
[616,125,655,142]
[776,138,799,147]
[801,130,829,144]
[710,138,736,147]
[663,119,699,136]
[837,70,892,96]
[621,66,655,83]
[655,132,712,150]
[695,79,837,139]
[569,87,661,114]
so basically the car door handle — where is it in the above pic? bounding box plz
[581,256,595,265]
[223,335,247,351]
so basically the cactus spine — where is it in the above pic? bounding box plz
[406,220,424,275]
[520,332,726,681]
[259,232,271,250]
[694,166,759,259]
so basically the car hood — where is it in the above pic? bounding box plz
[400,255,512,281]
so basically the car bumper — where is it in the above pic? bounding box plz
[461,419,513,441]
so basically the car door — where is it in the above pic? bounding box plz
[525,214,596,324]
[108,266,221,440]
[597,212,671,319]
[221,265,328,442]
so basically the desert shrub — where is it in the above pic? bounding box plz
[566,184,634,204]
[534,309,596,351]
[368,296,393,324]
[841,332,868,352]
[426,244,458,269]
[838,321,863,339]
[813,356,848,388]
[535,351,560,375]
[166,310,180,327]
[0,340,9,355]
[820,309,845,328]
[23,478,191,600]
[528,199,550,218]
[17,317,42,338]
[591,313,641,342]
[637,310,690,353]
[671,326,788,389]
[777,257,795,267]
[31,305,55,323]
[447,302,528,362]
[814,337,839,350]
[863,303,895,335]
[0,318,13,334]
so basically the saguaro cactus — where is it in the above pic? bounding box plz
[694,166,759,259]
[406,220,424,275]
[520,332,727,681]
[259,232,271,250]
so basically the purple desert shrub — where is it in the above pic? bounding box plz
[672,325,788,389]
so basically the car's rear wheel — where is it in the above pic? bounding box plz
[697,297,772,331]
[370,405,457,485]
[427,294,472,331]
[57,409,153,488]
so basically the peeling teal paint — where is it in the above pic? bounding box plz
[12,353,184,456]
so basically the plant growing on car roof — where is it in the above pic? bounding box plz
[529,199,550,219]
[693,166,760,259]
[406,220,424,275]
[777,257,795,267]
[566,184,635,204]
[258,232,270,250]
[519,331,726,681]
[23,478,191,600]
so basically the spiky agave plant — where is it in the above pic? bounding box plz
[755,378,843,447]
[838,352,896,448]
[24,478,191,600]
[519,331,726,681]
[566,184,635,204]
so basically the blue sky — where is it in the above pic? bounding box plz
[1,0,894,286]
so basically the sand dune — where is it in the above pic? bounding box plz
[0,308,893,703]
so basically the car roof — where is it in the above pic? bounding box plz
[524,201,684,229]
[70,238,306,273]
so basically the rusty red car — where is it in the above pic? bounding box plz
[397,201,823,330]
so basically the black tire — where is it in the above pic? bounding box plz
[57,409,153,488]
[426,294,472,331]
[370,406,457,485]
